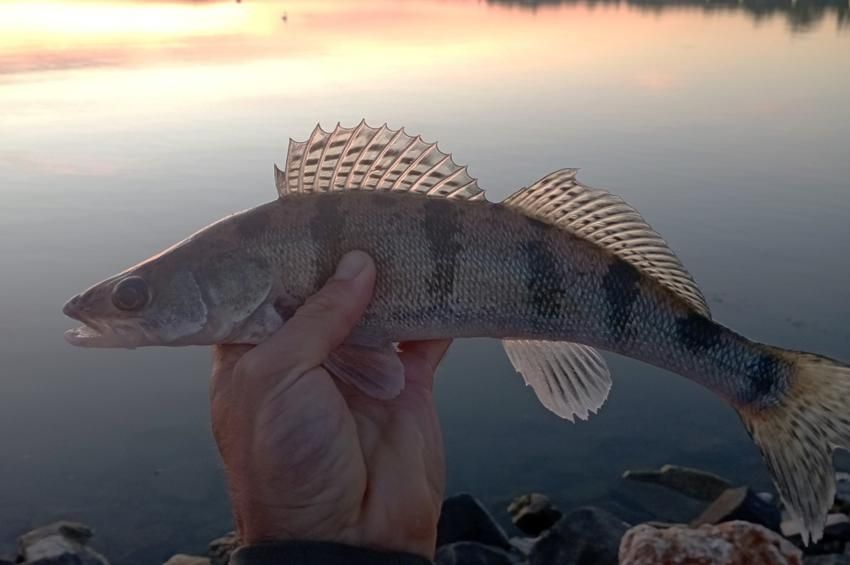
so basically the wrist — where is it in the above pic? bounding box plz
[231,492,438,560]
[231,541,433,565]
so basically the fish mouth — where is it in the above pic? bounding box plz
[63,322,141,349]
[64,324,114,347]
[63,297,134,348]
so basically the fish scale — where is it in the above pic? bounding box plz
[229,189,777,406]
[63,121,850,545]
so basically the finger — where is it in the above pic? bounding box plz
[398,339,452,389]
[210,344,254,401]
[212,344,253,376]
[209,344,255,451]
[236,250,376,384]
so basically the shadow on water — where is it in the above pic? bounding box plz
[489,0,849,32]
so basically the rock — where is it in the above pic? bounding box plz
[622,464,733,502]
[437,494,511,550]
[508,537,535,556]
[783,514,850,555]
[208,532,238,565]
[611,479,705,524]
[507,493,562,536]
[690,486,781,532]
[529,507,629,565]
[619,521,803,564]
[435,542,517,565]
[506,537,537,565]
[17,521,108,565]
[805,555,850,564]
[162,556,210,565]
[642,521,686,529]
[782,514,850,538]
[835,473,850,513]
[25,554,93,565]
[163,556,210,565]
[19,523,94,549]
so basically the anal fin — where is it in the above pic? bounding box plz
[325,343,405,400]
[503,339,612,422]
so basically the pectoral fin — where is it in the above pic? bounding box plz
[325,343,405,400]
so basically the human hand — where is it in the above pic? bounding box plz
[210,250,451,559]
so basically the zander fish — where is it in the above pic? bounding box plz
[63,121,850,543]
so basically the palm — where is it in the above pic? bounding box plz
[211,340,448,557]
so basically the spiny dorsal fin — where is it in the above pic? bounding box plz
[503,339,612,422]
[504,169,710,317]
[275,121,485,200]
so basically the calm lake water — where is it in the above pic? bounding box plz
[1,0,849,562]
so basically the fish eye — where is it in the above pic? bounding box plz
[112,276,151,311]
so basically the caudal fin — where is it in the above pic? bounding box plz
[737,349,850,544]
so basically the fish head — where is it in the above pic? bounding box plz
[63,254,210,348]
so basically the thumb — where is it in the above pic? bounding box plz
[236,250,376,383]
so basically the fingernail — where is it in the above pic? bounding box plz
[333,250,369,281]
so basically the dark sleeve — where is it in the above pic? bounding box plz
[229,541,433,565]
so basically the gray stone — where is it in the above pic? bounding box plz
[642,521,686,529]
[622,464,733,502]
[690,486,781,532]
[508,537,535,556]
[17,522,108,565]
[25,557,98,565]
[507,493,562,536]
[435,542,517,565]
[529,507,629,565]
[835,473,850,513]
[162,556,210,565]
[208,532,238,565]
[19,523,93,550]
[610,480,705,523]
[805,556,850,564]
[437,494,511,550]
[782,514,849,538]
[783,514,850,555]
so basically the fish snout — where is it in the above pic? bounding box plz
[63,294,82,319]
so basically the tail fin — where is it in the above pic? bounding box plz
[737,349,850,544]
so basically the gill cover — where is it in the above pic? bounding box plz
[145,269,208,343]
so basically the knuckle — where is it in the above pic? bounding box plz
[232,356,257,382]
[299,290,342,318]
[233,353,277,383]
[233,341,314,384]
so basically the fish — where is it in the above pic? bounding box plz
[63,120,850,543]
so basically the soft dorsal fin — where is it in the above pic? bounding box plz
[275,121,485,200]
[504,169,710,317]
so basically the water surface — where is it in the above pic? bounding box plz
[1,1,849,562]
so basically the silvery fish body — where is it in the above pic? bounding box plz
[63,122,850,545]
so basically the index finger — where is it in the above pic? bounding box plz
[235,251,375,385]
[398,339,452,390]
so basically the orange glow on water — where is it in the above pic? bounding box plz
[0,0,708,78]
[1,0,848,135]
[1,2,250,39]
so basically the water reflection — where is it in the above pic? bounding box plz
[1,0,849,562]
[491,0,848,31]
[1,0,847,83]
